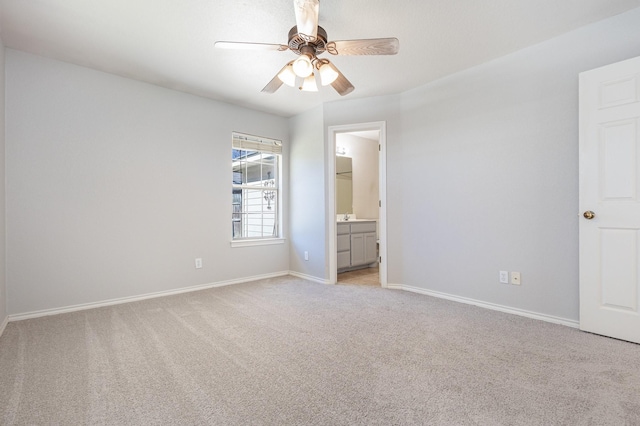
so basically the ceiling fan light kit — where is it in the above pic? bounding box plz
[300,74,318,92]
[317,60,339,86]
[277,62,297,87]
[292,49,314,78]
[215,0,399,96]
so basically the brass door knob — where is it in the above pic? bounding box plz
[583,211,595,220]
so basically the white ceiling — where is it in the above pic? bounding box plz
[1,0,639,117]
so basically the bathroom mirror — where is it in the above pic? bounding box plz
[336,156,352,214]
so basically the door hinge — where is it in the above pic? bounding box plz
[379,256,382,263]
[378,144,381,151]
[379,200,381,207]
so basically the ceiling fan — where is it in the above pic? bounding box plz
[215,0,399,96]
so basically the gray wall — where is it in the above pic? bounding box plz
[288,107,327,280]
[4,8,640,321]
[5,50,289,315]
[0,35,6,326]
[321,8,640,321]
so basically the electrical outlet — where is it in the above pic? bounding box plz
[304,251,309,261]
[499,271,509,284]
[195,258,203,269]
[511,271,521,285]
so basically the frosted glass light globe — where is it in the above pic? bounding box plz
[277,64,297,87]
[318,62,339,86]
[292,55,313,78]
[299,74,318,92]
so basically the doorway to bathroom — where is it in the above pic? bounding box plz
[328,122,387,287]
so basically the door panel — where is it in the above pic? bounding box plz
[337,251,351,269]
[600,120,637,200]
[599,228,638,311]
[351,233,365,265]
[364,232,378,264]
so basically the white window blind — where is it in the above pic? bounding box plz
[232,134,282,154]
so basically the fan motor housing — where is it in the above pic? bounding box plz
[288,25,328,56]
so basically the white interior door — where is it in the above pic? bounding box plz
[579,56,640,344]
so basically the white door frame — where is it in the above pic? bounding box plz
[327,122,388,287]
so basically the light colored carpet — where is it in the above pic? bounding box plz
[1,275,639,425]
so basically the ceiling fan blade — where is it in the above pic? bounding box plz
[261,73,284,94]
[326,38,399,56]
[293,0,319,40]
[261,62,296,94]
[215,41,289,51]
[327,62,354,96]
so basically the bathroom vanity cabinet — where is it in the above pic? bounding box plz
[337,221,377,272]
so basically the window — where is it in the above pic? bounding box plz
[232,133,282,240]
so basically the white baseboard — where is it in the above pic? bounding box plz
[388,283,579,329]
[8,271,290,322]
[6,274,578,330]
[288,270,331,285]
[0,316,8,338]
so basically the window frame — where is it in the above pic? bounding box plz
[231,132,284,246]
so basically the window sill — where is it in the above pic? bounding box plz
[230,238,286,248]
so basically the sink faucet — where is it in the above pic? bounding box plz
[343,213,350,221]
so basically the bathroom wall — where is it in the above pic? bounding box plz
[336,133,379,220]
